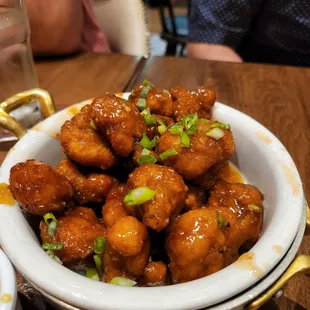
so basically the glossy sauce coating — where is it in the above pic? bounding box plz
[9,160,73,215]
[40,207,106,264]
[128,164,187,231]
[60,105,117,170]
[57,159,117,204]
[91,94,147,157]
[157,120,235,180]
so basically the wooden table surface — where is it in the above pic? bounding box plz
[1,53,310,309]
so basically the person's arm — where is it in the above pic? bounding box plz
[24,0,84,56]
[187,0,263,62]
[187,43,242,62]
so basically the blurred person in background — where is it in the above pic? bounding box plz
[187,0,310,67]
[24,0,110,56]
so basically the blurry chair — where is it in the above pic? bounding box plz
[91,0,150,57]
[157,0,190,56]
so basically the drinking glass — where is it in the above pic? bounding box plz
[0,0,43,144]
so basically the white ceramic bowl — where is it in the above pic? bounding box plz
[0,93,305,310]
[0,250,17,310]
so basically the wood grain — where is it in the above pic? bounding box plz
[133,56,310,310]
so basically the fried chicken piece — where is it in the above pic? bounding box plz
[90,94,147,157]
[103,235,150,282]
[193,161,227,190]
[146,88,173,117]
[102,184,131,228]
[142,261,167,286]
[127,164,187,231]
[9,160,73,216]
[107,216,148,256]
[166,208,226,283]
[157,119,234,180]
[60,105,117,170]
[130,86,173,117]
[56,159,117,205]
[207,180,263,265]
[40,207,106,264]
[170,86,216,121]
[183,185,207,212]
[194,162,244,191]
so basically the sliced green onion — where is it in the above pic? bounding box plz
[163,89,170,95]
[181,132,191,148]
[218,214,229,228]
[42,242,63,251]
[93,254,102,275]
[124,187,156,206]
[86,268,99,281]
[199,118,211,123]
[94,237,106,254]
[43,213,58,238]
[90,119,97,130]
[141,109,157,125]
[183,113,198,130]
[248,205,261,213]
[159,148,178,161]
[46,250,63,265]
[139,134,158,150]
[157,119,167,135]
[137,98,146,111]
[43,212,57,225]
[169,122,184,135]
[185,125,198,135]
[141,148,151,156]
[109,277,137,287]
[137,155,157,165]
[142,79,154,88]
[210,122,230,129]
[47,221,57,238]
[206,128,225,140]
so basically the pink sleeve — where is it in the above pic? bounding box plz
[81,0,111,53]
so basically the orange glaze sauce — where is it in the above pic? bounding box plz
[0,183,14,205]
[217,162,244,184]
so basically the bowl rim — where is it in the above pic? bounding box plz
[0,249,17,310]
[0,95,305,310]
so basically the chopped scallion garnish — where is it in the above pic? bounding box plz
[46,250,63,265]
[137,98,147,111]
[142,79,154,88]
[141,148,150,156]
[183,113,198,131]
[169,122,184,135]
[109,277,137,287]
[124,187,156,206]
[86,268,100,281]
[43,212,58,238]
[93,254,102,275]
[218,214,229,228]
[94,237,106,254]
[42,242,63,251]
[90,119,97,130]
[248,205,261,213]
[206,128,225,140]
[210,122,230,130]
[181,132,191,148]
[159,148,178,161]
[141,109,157,125]
[137,155,157,165]
[163,89,170,95]
[139,134,158,150]
[157,119,167,135]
